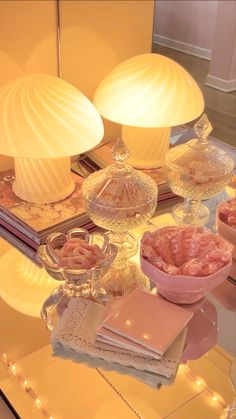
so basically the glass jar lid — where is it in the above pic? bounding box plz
[82,138,158,211]
[166,114,234,178]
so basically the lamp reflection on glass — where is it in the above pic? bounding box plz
[0,248,57,317]
[0,74,104,204]
[93,53,204,169]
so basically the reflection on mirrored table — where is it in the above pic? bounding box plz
[0,194,236,419]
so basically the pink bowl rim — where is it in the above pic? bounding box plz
[140,254,232,282]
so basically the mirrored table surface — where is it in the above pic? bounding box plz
[0,194,236,419]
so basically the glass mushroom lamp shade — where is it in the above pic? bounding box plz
[165,114,234,226]
[0,74,104,204]
[93,53,204,169]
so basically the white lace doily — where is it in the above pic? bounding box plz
[52,297,186,382]
[53,341,165,388]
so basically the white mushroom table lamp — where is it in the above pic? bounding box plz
[93,53,204,169]
[0,74,104,204]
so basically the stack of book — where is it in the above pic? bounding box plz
[52,289,193,387]
[0,169,94,264]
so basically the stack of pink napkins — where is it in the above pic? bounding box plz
[52,289,193,387]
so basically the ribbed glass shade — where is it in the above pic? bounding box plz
[0,249,58,317]
[0,74,104,159]
[94,53,204,128]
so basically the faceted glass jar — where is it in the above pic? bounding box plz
[82,139,158,259]
[165,114,234,226]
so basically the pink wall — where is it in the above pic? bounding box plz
[208,1,236,80]
[154,0,218,50]
[229,39,236,80]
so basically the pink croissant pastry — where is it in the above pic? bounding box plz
[141,226,231,277]
[57,238,105,269]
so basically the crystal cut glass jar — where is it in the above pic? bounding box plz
[165,114,234,226]
[82,138,158,260]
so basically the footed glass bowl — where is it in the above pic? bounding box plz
[37,228,117,330]
[82,138,157,261]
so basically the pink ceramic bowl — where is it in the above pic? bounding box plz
[216,208,236,259]
[140,255,232,304]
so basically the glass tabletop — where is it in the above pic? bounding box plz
[0,193,235,419]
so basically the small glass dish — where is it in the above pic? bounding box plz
[37,228,117,330]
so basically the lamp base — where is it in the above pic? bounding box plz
[122,125,170,169]
[13,156,75,203]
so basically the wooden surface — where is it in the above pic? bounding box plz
[152,44,236,147]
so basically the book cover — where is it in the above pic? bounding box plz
[0,170,87,239]
[98,289,193,356]
[0,216,95,246]
[0,225,40,266]
[96,327,161,359]
[0,218,38,248]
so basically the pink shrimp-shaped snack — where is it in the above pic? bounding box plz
[141,225,232,277]
[152,234,175,265]
[169,229,185,267]
[163,264,182,275]
[182,258,203,276]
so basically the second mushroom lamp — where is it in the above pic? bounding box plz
[82,53,204,264]
[93,53,204,169]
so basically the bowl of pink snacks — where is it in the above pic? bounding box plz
[140,226,232,304]
[217,198,236,259]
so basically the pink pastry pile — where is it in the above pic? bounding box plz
[141,226,232,277]
[56,238,105,270]
[218,198,236,228]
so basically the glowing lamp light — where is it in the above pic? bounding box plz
[0,74,104,203]
[0,248,58,317]
[94,53,204,168]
